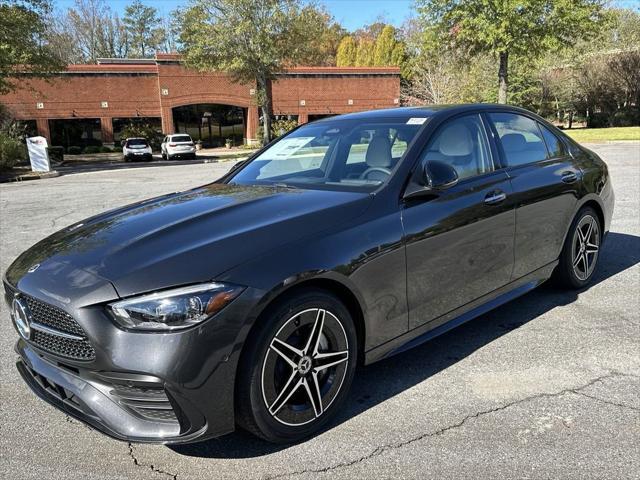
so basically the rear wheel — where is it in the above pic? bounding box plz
[236,289,357,443]
[555,207,602,289]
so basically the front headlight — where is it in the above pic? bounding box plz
[109,282,244,331]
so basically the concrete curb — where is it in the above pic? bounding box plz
[0,171,60,183]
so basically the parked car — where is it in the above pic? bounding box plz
[161,134,196,160]
[122,137,153,162]
[5,105,614,445]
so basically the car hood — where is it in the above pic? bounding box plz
[6,184,372,297]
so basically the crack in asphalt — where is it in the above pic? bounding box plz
[573,390,640,412]
[261,371,637,480]
[128,443,179,480]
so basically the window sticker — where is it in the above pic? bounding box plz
[406,117,427,125]
[258,137,315,160]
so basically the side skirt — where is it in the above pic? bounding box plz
[364,261,557,365]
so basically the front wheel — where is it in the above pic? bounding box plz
[555,206,602,289]
[236,289,357,443]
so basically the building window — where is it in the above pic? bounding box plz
[172,104,245,147]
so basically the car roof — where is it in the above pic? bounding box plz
[125,137,147,140]
[312,104,537,123]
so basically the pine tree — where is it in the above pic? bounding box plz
[374,25,396,66]
[336,36,357,66]
[356,38,375,66]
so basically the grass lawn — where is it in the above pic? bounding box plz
[564,126,640,143]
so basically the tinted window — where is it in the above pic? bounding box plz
[539,124,565,158]
[125,139,148,147]
[489,113,547,166]
[419,114,493,181]
[171,135,192,143]
[230,118,424,192]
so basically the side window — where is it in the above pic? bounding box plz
[489,113,548,166]
[539,124,566,158]
[419,114,493,181]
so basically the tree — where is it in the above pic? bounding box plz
[336,36,357,66]
[123,0,164,58]
[0,0,65,94]
[59,0,130,62]
[417,0,607,104]
[295,8,346,66]
[355,38,375,66]
[180,0,326,143]
[374,25,396,66]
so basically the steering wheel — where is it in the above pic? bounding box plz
[359,167,392,181]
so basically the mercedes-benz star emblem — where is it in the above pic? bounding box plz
[11,297,31,340]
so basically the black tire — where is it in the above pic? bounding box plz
[236,289,357,443]
[161,152,166,160]
[554,206,602,289]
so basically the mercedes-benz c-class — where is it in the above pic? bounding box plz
[5,105,614,444]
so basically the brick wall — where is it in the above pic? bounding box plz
[0,58,400,143]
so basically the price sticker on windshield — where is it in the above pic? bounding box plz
[406,118,427,125]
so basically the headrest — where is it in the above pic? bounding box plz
[365,136,392,168]
[438,124,473,156]
[501,133,527,152]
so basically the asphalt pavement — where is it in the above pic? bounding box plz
[0,143,638,479]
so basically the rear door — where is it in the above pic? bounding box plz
[487,112,581,278]
[403,113,515,329]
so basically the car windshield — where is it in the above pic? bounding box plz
[172,135,192,143]
[126,139,148,147]
[228,117,427,192]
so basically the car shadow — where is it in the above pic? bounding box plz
[169,231,640,459]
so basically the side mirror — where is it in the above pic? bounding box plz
[423,160,458,190]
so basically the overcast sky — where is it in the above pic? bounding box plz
[53,0,639,32]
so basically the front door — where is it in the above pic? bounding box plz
[403,114,515,330]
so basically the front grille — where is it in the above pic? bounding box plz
[24,296,85,337]
[20,294,95,361]
[31,329,96,360]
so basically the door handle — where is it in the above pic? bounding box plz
[484,191,507,205]
[561,171,578,183]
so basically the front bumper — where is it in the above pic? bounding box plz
[16,340,207,443]
[8,280,265,444]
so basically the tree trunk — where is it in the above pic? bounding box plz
[498,51,508,104]
[257,73,273,144]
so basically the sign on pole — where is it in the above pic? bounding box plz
[26,136,51,172]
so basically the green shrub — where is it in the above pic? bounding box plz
[587,112,611,128]
[83,145,101,154]
[99,146,113,153]
[67,146,82,155]
[47,146,64,164]
[610,108,640,127]
[0,133,27,170]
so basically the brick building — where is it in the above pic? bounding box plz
[0,54,401,147]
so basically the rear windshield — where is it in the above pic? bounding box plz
[125,139,148,147]
[171,135,192,143]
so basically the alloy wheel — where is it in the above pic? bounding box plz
[571,214,600,281]
[261,308,349,426]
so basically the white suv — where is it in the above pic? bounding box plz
[161,134,196,160]
[122,137,153,162]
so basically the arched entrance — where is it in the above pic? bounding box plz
[172,104,246,147]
